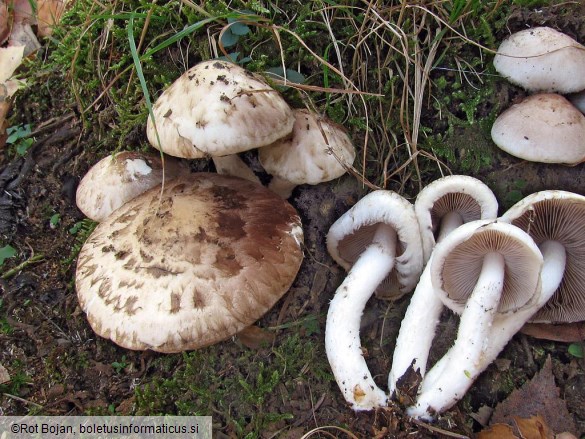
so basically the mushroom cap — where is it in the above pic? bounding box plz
[415,175,499,262]
[493,26,585,93]
[76,151,191,222]
[431,220,543,315]
[75,173,304,352]
[146,60,295,159]
[491,93,585,165]
[327,190,423,299]
[501,190,585,323]
[258,109,356,185]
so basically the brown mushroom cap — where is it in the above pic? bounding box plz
[75,173,304,352]
[76,151,190,222]
[501,190,585,323]
[491,93,585,165]
[146,60,294,159]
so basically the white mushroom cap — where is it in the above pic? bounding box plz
[501,190,585,323]
[75,173,304,353]
[76,151,190,222]
[258,109,356,197]
[491,93,585,165]
[327,190,423,299]
[146,60,294,159]
[493,26,585,93]
[415,175,499,262]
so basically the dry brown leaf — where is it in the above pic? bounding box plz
[236,325,276,349]
[0,1,9,44]
[0,45,25,135]
[477,423,518,439]
[490,356,577,435]
[513,414,554,439]
[521,322,585,342]
[37,0,70,38]
[0,363,10,384]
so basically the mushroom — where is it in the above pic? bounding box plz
[76,151,190,222]
[388,175,498,394]
[493,26,585,93]
[325,190,423,410]
[568,89,585,115]
[491,93,585,165]
[501,190,585,324]
[75,173,304,352]
[258,109,356,198]
[146,60,295,183]
[406,220,543,420]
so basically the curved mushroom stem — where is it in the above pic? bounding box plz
[436,211,464,243]
[407,252,505,420]
[538,240,566,300]
[388,257,443,395]
[388,211,464,395]
[267,175,297,198]
[326,223,397,410]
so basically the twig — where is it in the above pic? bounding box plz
[1,254,45,279]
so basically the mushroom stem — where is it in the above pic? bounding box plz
[212,155,261,184]
[407,252,505,420]
[539,240,566,299]
[267,175,297,198]
[388,211,464,394]
[326,223,397,410]
[436,211,464,242]
[388,257,443,394]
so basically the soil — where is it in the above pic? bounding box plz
[1,3,584,439]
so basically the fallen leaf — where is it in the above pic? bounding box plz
[236,325,276,349]
[0,1,9,44]
[513,414,554,439]
[0,363,10,384]
[521,322,585,343]
[0,45,26,136]
[477,423,518,439]
[490,356,577,435]
[37,0,70,38]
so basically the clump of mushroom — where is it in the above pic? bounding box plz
[388,176,498,395]
[325,190,423,410]
[406,220,544,420]
[146,59,295,183]
[76,151,190,222]
[76,173,304,353]
[491,27,585,164]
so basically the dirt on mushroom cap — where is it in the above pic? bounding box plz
[75,173,304,353]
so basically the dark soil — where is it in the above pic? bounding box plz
[0,2,584,438]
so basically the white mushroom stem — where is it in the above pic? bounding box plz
[325,223,397,410]
[436,211,464,242]
[267,176,297,199]
[388,257,443,394]
[212,155,261,184]
[388,211,464,394]
[407,252,505,420]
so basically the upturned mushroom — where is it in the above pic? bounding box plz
[493,26,585,93]
[76,151,190,222]
[501,190,585,324]
[491,93,585,165]
[146,59,295,183]
[388,176,498,394]
[325,190,423,410]
[75,173,304,353]
[406,220,543,420]
[258,109,356,198]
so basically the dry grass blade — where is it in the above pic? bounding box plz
[299,425,361,439]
